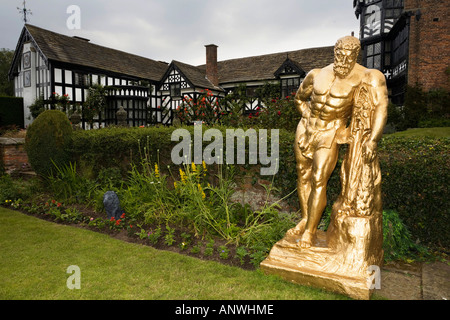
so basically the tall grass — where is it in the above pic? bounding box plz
[46,160,98,204]
[120,142,296,250]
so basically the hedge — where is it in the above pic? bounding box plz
[68,126,450,249]
[0,97,24,128]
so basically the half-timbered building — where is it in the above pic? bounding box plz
[353,0,450,105]
[9,24,335,127]
[9,24,168,128]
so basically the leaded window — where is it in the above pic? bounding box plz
[365,42,382,70]
[281,77,300,98]
[170,83,181,98]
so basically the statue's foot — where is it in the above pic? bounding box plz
[298,230,313,248]
[286,219,307,236]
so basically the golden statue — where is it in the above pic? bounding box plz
[261,36,388,300]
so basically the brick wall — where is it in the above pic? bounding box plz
[405,0,450,91]
[0,138,30,174]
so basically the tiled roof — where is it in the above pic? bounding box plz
[21,25,336,88]
[25,24,168,82]
[172,60,222,91]
[197,46,335,85]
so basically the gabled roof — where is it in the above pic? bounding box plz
[274,57,306,78]
[171,60,223,91]
[11,24,168,81]
[197,46,335,85]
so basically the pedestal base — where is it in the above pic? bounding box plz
[260,214,383,300]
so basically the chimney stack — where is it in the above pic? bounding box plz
[205,44,218,87]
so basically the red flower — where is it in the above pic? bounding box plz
[120,213,126,219]
[277,111,281,115]
[115,220,121,226]
[110,217,115,221]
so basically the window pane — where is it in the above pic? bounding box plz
[374,55,381,69]
[374,42,381,54]
[385,41,391,51]
[54,68,62,83]
[367,56,374,68]
[367,44,374,56]
[65,70,72,84]
[170,83,181,97]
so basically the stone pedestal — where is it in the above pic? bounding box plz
[261,210,383,300]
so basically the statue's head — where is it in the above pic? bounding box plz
[333,36,360,78]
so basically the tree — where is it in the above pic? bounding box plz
[0,48,14,96]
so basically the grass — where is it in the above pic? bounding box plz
[0,207,349,300]
[386,127,450,138]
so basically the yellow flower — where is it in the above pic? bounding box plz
[179,168,186,183]
[154,163,160,178]
[191,162,197,173]
[198,184,206,199]
[202,160,207,176]
[174,181,178,189]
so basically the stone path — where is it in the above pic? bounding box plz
[377,261,449,300]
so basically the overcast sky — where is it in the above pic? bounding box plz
[0,0,360,66]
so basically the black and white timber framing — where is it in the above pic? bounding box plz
[9,24,335,128]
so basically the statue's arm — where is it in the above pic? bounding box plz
[294,69,318,117]
[364,70,388,161]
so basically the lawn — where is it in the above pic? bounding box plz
[0,207,349,300]
[386,127,450,138]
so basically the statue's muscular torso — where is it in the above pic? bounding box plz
[297,64,368,131]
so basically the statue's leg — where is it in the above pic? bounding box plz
[286,140,311,237]
[300,144,339,248]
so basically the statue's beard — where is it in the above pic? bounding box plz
[334,63,352,78]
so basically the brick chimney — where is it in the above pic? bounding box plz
[205,44,218,87]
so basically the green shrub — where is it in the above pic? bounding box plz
[69,126,449,250]
[25,110,73,177]
[390,85,450,131]
[46,161,98,204]
[378,136,450,248]
[0,175,40,203]
[382,209,429,261]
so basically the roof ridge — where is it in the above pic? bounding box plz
[196,45,335,67]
